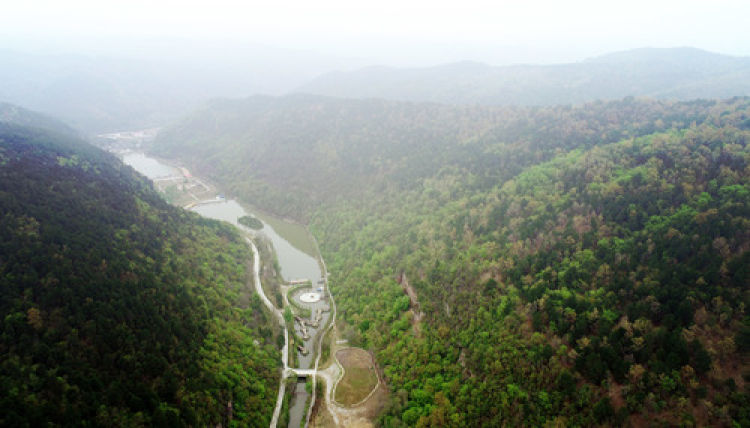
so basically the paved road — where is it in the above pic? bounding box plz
[245,238,288,428]
[304,234,338,427]
[287,368,317,377]
[246,235,341,428]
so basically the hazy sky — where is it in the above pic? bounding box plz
[3,0,750,65]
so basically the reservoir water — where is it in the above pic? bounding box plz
[192,201,321,282]
[122,151,320,283]
[121,152,179,179]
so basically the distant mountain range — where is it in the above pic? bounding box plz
[297,47,750,105]
[2,46,749,133]
[0,42,362,133]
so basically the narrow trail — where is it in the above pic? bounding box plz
[305,233,337,427]
[314,352,382,427]
[306,235,380,428]
[248,232,371,428]
[245,238,288,428]
[247,235,341,428]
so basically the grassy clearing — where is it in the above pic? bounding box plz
[333,348,378,406]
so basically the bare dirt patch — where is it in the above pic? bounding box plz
[312,346,388,427]
[334,348,379,406]
[397,273,424,336]
[309,397,336,428]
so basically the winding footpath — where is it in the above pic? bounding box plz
[245,238,288,428]
[304,234,336,427]
[247,234,362,428]
[246,235,340,428]
[309,350,382,427]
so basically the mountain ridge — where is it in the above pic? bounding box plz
[0,105,279,426]
[296,47,750,106]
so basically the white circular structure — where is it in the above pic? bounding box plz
[299,292,322,303]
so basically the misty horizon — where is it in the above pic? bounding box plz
[3,0,750,135]
[2,34,749,70]
[3,0,750,68]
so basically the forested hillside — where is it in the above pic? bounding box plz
[153,94,726,219]
[298,48,750,106]
[0,102,79,137]
[0,112,279,426]
[153,96,750,426]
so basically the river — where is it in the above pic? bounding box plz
[122,151,327,428]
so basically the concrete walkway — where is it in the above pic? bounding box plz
[245,238,288,428]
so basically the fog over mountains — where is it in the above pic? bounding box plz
[299,47,750,106]
[2,46,749,134]
[0,41,364,133]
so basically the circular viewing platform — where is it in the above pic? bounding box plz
[299,292,322,303]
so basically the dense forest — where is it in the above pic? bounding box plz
[0,112,280,426]
[152,94,731,219]
[154,95,749,426]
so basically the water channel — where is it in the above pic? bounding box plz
[121,151,327,428]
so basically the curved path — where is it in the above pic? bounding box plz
[305,234,336,426]
[305,235,378,428]
[247,236,338,428]
[248,233,369,428]
[245,238,288,428]
[313,353,381,427]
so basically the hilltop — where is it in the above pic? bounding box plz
[298,48,750,106]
